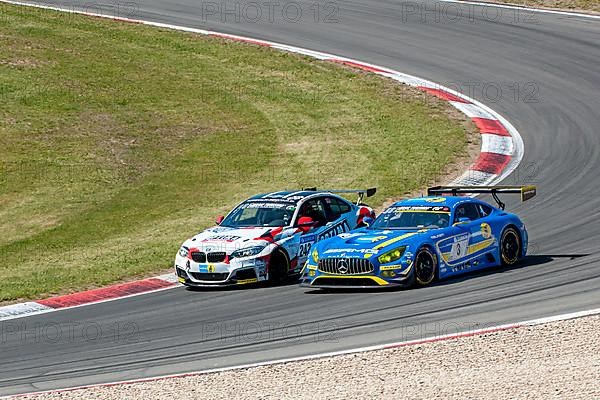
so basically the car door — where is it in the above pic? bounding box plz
[294,197,328,266]
[448,202,483,266]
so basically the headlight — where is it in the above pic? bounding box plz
[230,245,266,259]
[178,247,189,258]
[378,246,406,264]
[311,249,319,263]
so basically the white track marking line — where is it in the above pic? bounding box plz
[437,0,600,20]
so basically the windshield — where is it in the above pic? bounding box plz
[371,206,450,230]
[221,200,297,228]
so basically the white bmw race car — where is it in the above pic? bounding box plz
[174,188,376,287]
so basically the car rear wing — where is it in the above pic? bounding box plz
[427,186,536,210]
[304,187,377,205]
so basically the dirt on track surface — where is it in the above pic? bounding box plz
[23,315,600,400]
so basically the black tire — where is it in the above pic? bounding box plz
[414,247,438,287]
[268,249,290,285]
[500,227,521,266]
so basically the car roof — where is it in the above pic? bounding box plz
[248,190,337,203]
[391,196,480,209]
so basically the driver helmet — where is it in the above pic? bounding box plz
[357,206,376,226]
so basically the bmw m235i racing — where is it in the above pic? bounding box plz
[175,188,376,287]
[300,186,536,289]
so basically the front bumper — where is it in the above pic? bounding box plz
[299,274,411,289]
[300,260,414,289]
[174,254,267,287]
[175,266,261,287]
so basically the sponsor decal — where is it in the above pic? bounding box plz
[384,206,451,213]
[450,261,471,273]
[241,201,296,210]
[426,197,446,203]
[318,220,350,241]
[300,234,317,244]
[338,232,363,240]
[203,235,241,242]
[380,265,402,271]
[323,248,378,255]
[481,223,492,239]
[449,234,469,262]
[207,264,216,273]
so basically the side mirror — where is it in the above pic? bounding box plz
[298,216,315,233]
[454,217,471,226]
[215,215,224,225]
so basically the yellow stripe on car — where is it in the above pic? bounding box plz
[468,238,495,255]
[374,232,418,250]
[312,275,389,286]
[237,278,259,285]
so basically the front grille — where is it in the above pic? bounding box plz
[235,268,257,280]
[318,258,374,275]
[191,252,206,263]
[188,272,229,281]
[190,252,226,263]
[207,252,227,263]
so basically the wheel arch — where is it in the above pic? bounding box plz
[413,242,440,284]
[499,224,524,265]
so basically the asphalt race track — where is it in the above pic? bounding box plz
[1,0,599,395]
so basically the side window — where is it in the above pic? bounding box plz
[297,198,328,227]
[454,203,481,223]
[478,203,493,217]
[324,197,352,222]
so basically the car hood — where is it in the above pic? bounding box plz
[318,228,425,258]
[182,226,281,253]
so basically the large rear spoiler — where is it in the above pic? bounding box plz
[304,187,377,205]
[427,186,536,210]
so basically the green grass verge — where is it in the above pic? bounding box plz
[475,0,599,12]
[0,3,472,302]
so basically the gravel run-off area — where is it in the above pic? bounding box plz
[22,315,600,400]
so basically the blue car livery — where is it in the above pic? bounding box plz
[300,186,536,289]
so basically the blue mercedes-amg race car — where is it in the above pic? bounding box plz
[300,186,536,289]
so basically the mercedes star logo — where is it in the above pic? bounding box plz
[337,259,349,274]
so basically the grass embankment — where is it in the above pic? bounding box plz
[0,3,472,302]
[475,0,599,13]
